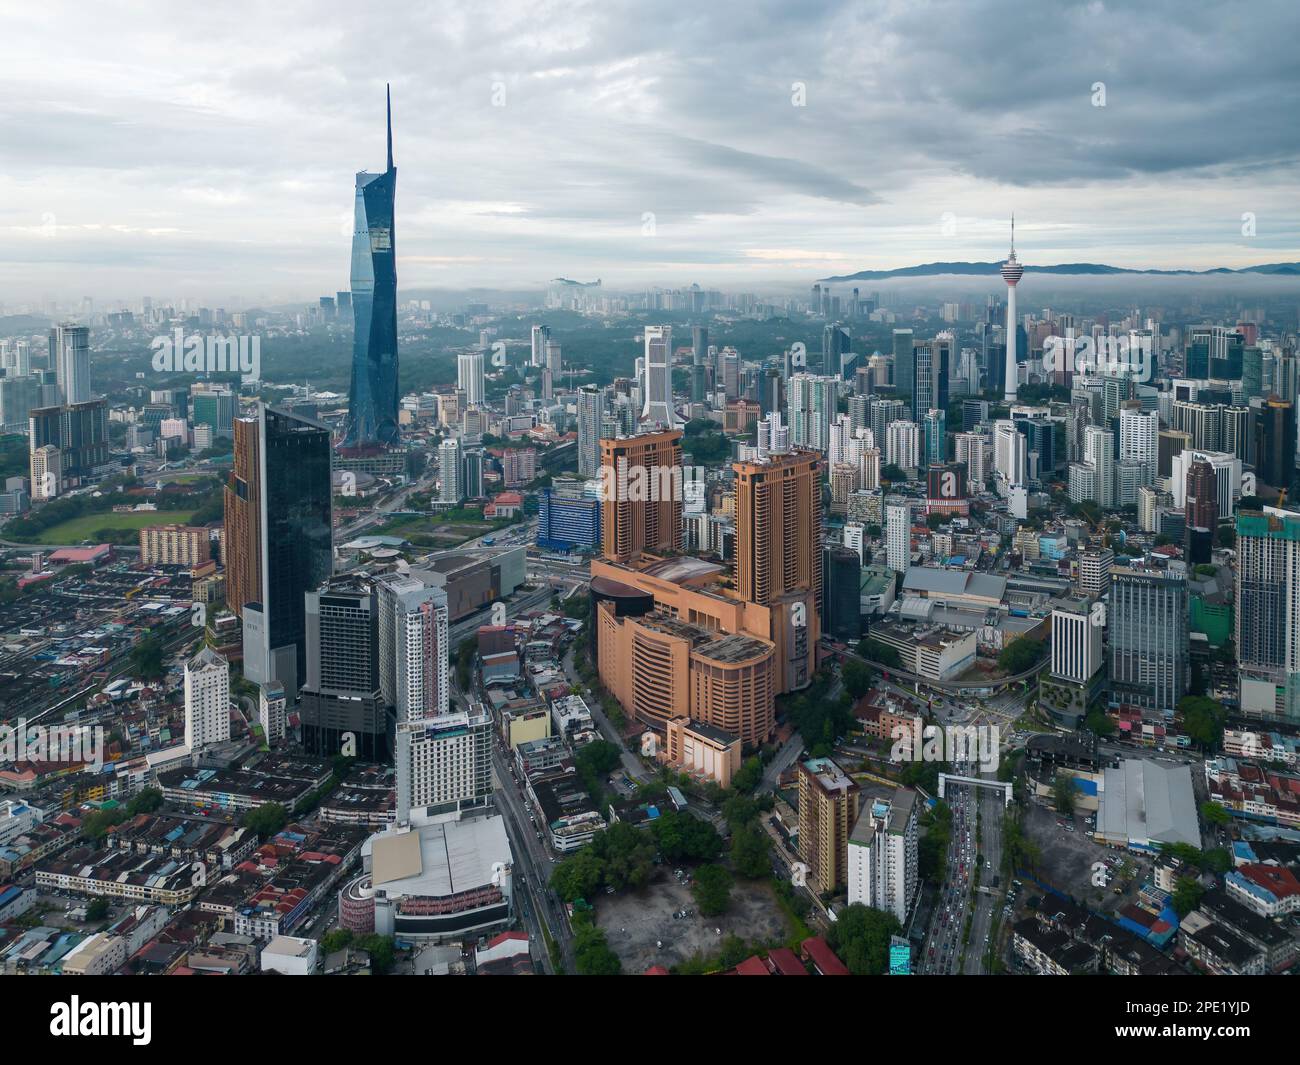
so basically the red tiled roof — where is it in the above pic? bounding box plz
[486,931,530,949]
[801,936,850,976]
[733,955,771,976]
[767,947,808,976]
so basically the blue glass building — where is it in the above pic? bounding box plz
[537,488,602,553]
[340,87,400,451]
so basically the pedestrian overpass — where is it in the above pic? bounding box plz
[937,773,1013,807]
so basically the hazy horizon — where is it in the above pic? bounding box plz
[2,0,1299,305]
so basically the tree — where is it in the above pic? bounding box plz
[82,808,127,841]
[721,793,767,831]
[729,824,771,879]
[126,788,164,816]
[1178,695,1228,750]
[998,637,1046,674]
[1083,707,1114,738]
[591,822,655,892]
[129,634,166,680]
[918,802,952,885]
[575,739,622,806]
[242,802,288,838]
[1200,801,1231,827]
[731,756,763,793]
[573,915,622,975]
[356,933,396,974]
[1053,773,1077,815]
[691,863,734,916]
[1171,876,1205,918]
[842,658,873,700]
[857,638,901,670]
[825,903,901,975]
[652,812,723,863]
[86,897,111,922]
[320,929,354,953]
[551,848,606,902]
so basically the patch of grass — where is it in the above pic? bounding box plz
[22,508,199,544]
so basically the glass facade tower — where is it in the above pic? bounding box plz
[340,86,400,451]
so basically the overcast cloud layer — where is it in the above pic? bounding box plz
[1,0,1298,304]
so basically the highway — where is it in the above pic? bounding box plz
[962,771,1006,974]
[918,766,978,975]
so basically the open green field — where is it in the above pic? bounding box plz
[21,509,199,544]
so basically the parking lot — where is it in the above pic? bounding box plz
[1022,801,1153,914]
[595,869,790,972]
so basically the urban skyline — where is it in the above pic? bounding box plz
[2,0,1300,1014]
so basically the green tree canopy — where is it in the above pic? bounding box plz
[825,903,901,975]
[729,824,772,879]
[691,863,734,916]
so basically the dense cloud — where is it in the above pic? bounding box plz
[0,0,1296,301]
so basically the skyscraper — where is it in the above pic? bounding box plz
[577,385,604,478]
[1252,396,1296,490]
[847,788,918,924]
[823,323,851,377]
[299,576,388,760]
[787,373,837,453]
[224,405,333,695]
[993,419,1027,486]
[1236,509,1300,721]
[1002,217,1024,403]
[340,87,400,451]
[1109,567,1188,711]
[184,647,231,751]
[457,350,485,406]
[691,325,712,403]
[733,444,822,691]
[376,572,450,723]
[798,757,859,896]
[49,324,90,405]
[600,429,684,563]
[28,399,109,492]
[1186,458,1219,533]
[530,324,550,368]
[641,325,676,426]
[438,438,461,503]
[886,501,910,573]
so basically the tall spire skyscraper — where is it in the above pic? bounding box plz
[340,86,400,452]
[1001,215,1024,404]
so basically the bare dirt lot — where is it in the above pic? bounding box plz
[595,869,791,972]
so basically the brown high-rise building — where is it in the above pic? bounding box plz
[797,757,859,895]
[224,414,262,628]
[599,429,684,563]
[734,448,822,606]
[733,447,822,690]
[1157,429,1192,480]
[1185,458,1219,533]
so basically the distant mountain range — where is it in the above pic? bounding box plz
[819,261,1300,282]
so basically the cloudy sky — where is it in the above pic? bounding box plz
[2,0,1298,305]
